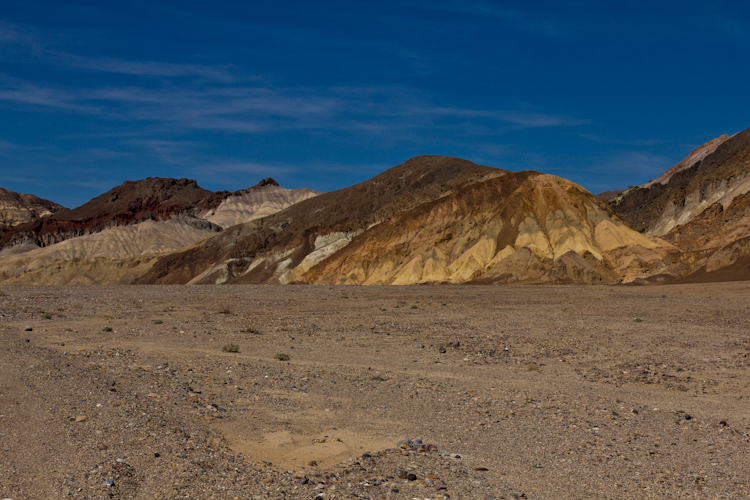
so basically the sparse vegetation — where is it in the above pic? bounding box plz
[222,343,240,353]
[245,326,261,335]
[42,312,53,320]
[411,305,418,309]
[634,318,643,322]
[274,353,290,361]
[153,319,163,324]
[102,326,113,332]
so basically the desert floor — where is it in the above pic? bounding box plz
[1,282,749,499]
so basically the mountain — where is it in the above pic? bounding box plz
[0,188,65,227]
[0,177,319,255]
[0,177,321,284]
[610,126,750,281]
[202,178,320,229]
[134,156,675,286]
[0,177,224,254]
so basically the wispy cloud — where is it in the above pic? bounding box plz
[53,53,236,83]
[0,78,585,136]
[0,22,44,55]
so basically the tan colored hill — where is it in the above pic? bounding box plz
[202,178,321,229]
[0,217,219,285]
[611,126,750,281]
[0,188,65,227]
[135,156,676,286]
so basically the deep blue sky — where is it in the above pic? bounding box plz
[1,1,749,208]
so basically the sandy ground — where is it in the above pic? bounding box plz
[1,282,749,499]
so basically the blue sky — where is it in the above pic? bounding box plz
[1,1,749,208]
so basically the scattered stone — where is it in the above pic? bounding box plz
[74,415,88,423]
[24,326,32,331]
[685,414,692,420]
[407,473,417,481]
[104,480,114,487]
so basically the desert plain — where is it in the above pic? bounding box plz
[1,282,749,500]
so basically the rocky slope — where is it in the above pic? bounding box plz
[0,188,66,227]
[0,217,220,285]
[135,156,676,286]
[202,178,320,229]
[610,126,750,281]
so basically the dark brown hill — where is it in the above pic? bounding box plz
[0,178,229,252]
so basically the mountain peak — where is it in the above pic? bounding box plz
[257,177,280,187]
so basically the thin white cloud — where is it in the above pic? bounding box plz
[53,53,236,83]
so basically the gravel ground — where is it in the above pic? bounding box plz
[1,283,749,499]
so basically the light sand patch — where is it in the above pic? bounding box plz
[217,420,398,469]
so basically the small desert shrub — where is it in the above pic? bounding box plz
[222,343,240,353]
[633,318,643,322]
[153,319,163,324]
[274,353,290,361]
[411,305,418,309]
[526,363,540,371]
[42,312,53,320]
[102,326,113,332]
[245,326,261,335]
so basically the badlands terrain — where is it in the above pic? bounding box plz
[2,283,750,499]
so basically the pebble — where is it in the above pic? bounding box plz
[104,480,114,487]
[24,326,32,331]
[74,416,88,422]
